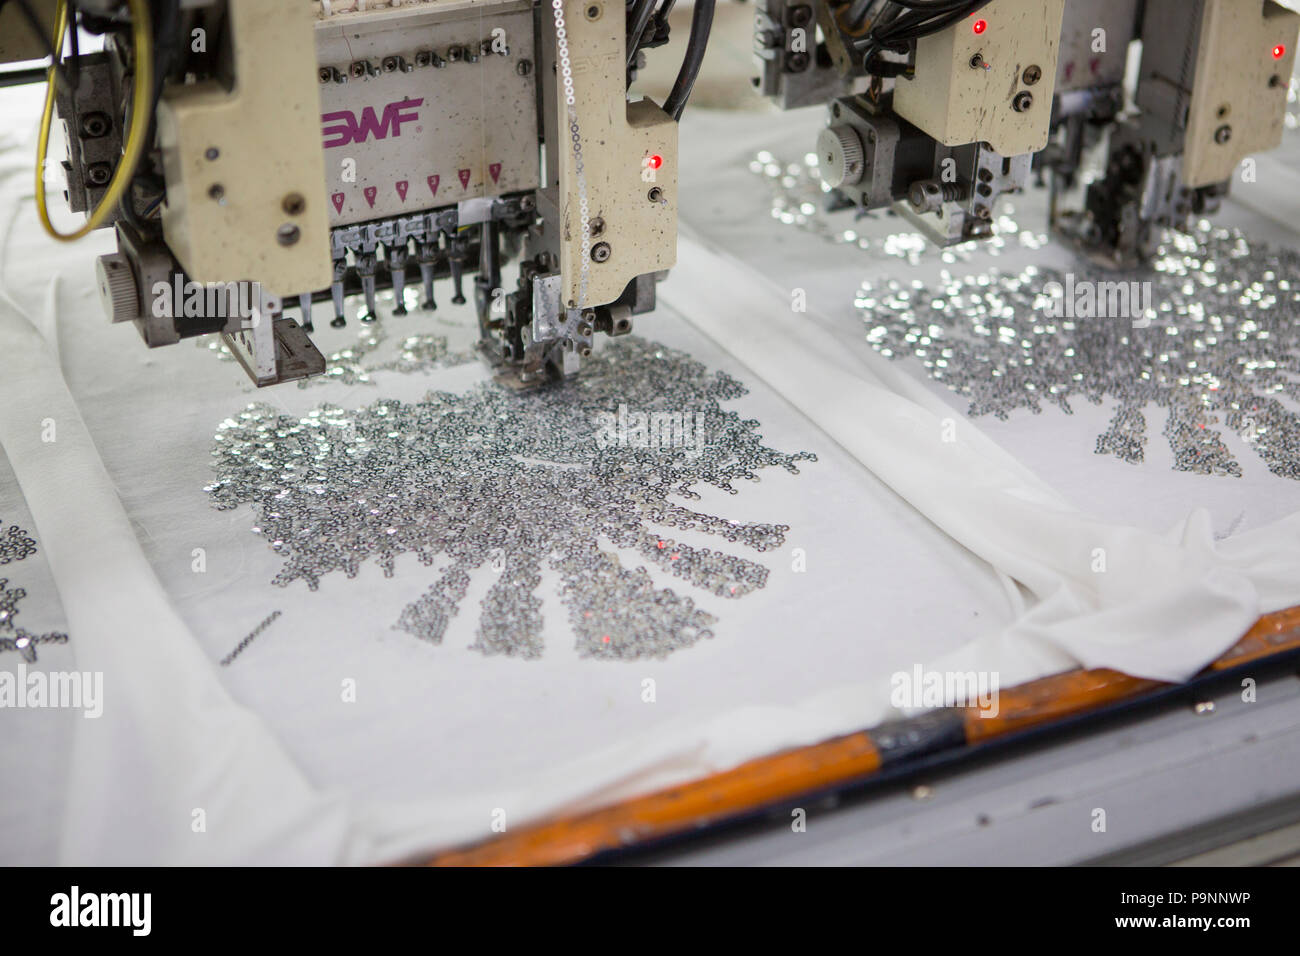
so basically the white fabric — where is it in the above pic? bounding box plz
[0,264,1006,864]
[2,81,1299,863]
[676,105,1300,537]
[0,229,353,864]
[0,149,1009,861]
[664,229,1300,686]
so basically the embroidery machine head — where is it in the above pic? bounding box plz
[2,0,706,388]
[752,0,1298,268]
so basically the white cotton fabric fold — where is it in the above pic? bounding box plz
[663,229,1300,689]
[0,282,357,865]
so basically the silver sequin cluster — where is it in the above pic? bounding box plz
[748,150,1049,264]
[0,521,67,664]
[206,337,815,659]
[298,326,474,388]
[858,223,1300,479]
[0,523,37,565]
[201,324,473,386]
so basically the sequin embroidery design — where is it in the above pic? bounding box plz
[859,226,1300,479]
[207,338,816,659]
[0,522,68,663]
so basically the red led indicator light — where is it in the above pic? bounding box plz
[1273,44,1286,59]
[648,154,664,169]
[972,19,988,35]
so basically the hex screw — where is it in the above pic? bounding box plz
[80,112,109,138]
[591,242,611,263]
[1013,91,1034,112]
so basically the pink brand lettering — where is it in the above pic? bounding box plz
[322,97,425,149]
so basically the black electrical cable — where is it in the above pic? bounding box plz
[853,0,973,31]
[879,0,993,44]
[121,0,184,232]
[0,65,49,87]
[147,0,183,113]
[858,0,993,74]
[866,0,990,37]
[66,1,79,94]
[626,0,657,68]
[846,0,894,30]
[662,0,714,121]
[8,0,74,90]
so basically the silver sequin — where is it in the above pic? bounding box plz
[0,522,67,664]
[206,337,815,659]
[748,150,1048,264]
[859,223,1300,479]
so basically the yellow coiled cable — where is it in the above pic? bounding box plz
[34,0,154,242]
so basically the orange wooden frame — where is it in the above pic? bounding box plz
[426,606,1300,866]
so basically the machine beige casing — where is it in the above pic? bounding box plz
[156,0,333,297]
[1178,0,1299,188]
[893,0,1066,157]
[541,0,678,312]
